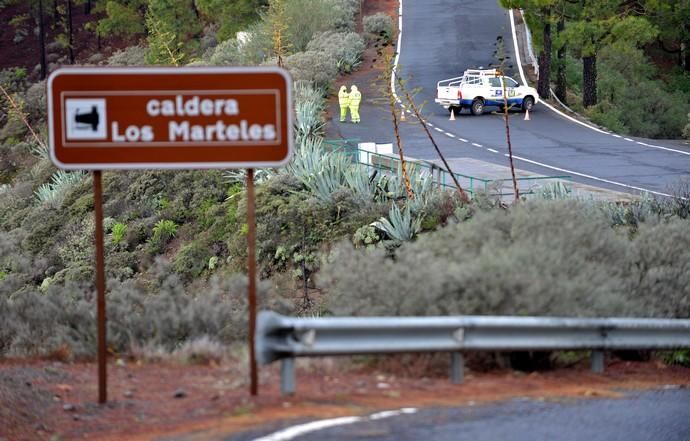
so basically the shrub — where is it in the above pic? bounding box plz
[306,31,365,74]
[284,50,338,91]
[322,200,642,317]
[282,0,337,52]
[586,44,688,139]
[683,113,690,140]
[363,12,394,44]
[0,264,291,358]
[331,0,359,31]
[107,46,147,66]
[172,241,209,281]
[23,80,46,123]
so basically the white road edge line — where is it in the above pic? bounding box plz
[505,153,672,197]
[509,9,690,157]
[390,0,403,105]
[252,408,418,441]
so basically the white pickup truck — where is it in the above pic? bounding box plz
[435,69,538,116]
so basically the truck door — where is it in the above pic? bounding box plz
[502,77,519,107]
[487,77,503,105]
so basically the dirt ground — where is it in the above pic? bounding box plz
[1,357,688,441]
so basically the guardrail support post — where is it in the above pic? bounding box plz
[281,357,295,395]
[450,352,464,384]
[591,350,605,374]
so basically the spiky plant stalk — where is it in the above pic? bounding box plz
[380,53,414,200]
[268,0,290,68]
[395,75,470,203]
[0,84,46,150]
[500,73,520,201]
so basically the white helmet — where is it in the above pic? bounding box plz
[350,85,358,92]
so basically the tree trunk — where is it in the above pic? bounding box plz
[53,0,58,22]
[67,0,74,64]
[84,0,91,15]
[537,13,552,99]
[583,55,597,107]
[555,18,567,104]
[38,0,47,80]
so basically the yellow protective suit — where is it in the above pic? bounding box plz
[337,86,350,122]
[349,85,361,123]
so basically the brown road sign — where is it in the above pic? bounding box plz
[47,67,293,169]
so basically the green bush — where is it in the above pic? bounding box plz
[306,31,365,74]
[151,219,178,244]
[586,45,688,138]
[111,222,127,245]
[683,113,690,140]
[363,12,394,44]
[282,0,338,52]
[172,241,209,281]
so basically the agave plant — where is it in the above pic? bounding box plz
[533,181,572,200]
[372,203,423,242]
[223,168,275,188]
[286,137,355,202]
[294,81,326,144]
[34,170,87,208]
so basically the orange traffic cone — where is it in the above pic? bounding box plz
[400,109,406,121]
[449,109,455,121]
[524,109,530,121]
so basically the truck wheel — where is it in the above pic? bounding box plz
[471,99,484,116]
[522,96,534,112]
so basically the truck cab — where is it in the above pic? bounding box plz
[435,69,538,116]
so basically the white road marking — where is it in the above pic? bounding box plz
[612,134,622,138]
[472,142,483,147]
[445,132,455,138]
[427,123,434,127]
[505,153,671,197]
[458,138,469,142]
[252,408,417,441]
[434,127,444,132]
[487,148,499,153]
[624,138,634,142]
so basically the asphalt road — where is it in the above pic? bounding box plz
[333,0,690,197]
[234,388,690,441]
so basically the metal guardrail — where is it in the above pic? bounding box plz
[323,139,571,197]
[257,311,690,395]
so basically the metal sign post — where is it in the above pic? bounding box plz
[93,170,107,403]
[246,169,258,395]
[47,67,293,402]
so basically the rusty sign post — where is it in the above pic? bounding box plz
[47,67,292,402]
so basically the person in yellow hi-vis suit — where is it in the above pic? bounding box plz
[337,85,350,122]
[349,85,361,123]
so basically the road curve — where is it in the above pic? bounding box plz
[229,388,690,441]
[393,0,690,196]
